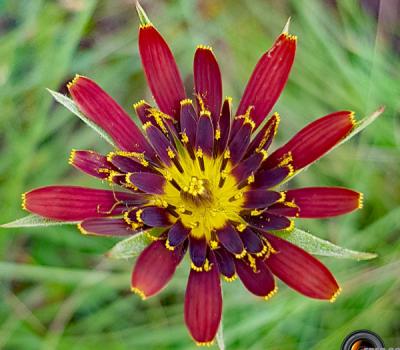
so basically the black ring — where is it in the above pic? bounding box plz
[341,329,384,350]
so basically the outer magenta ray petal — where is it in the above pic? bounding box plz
[22,186,146,221]
[184,252,222,345]
[194,46,223,125]
[131,240,183,299]
[264,233,340,301]
[68,76,155,157]
[236,33,296,129]
[264,111,355,170]
[139,24,186,119]
[79,217,137,236]
[286,187,362,218]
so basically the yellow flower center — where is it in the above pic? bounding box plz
[156,148,244,241]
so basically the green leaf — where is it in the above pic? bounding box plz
[47,88,116,147]
[216,318,225,350]
[276,228,377,260]
[1,214,76,228]
[106,232,153,259]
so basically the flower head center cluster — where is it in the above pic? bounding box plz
[159,150,244,240]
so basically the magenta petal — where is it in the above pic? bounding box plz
[195,112,214,157]
[189,236,208,269]
[145,123,177,166]
[69,150,112,179]
[243,190,282,209]
[228,123,252,165]
[252,166,292,189]
[245,113,280,158]
[167,220,190,248]
[79,217,136,236]
[131,240,182,299]
[285,187,362,218]
[214,248,236,280]
[68,76,155,157]
[137,207,173,227]
[235,257,276,298]
[194,46,222,125]
[184,253,222,345]
[244,212,291,232]
[22,186,145,221]
[236,33,296,129]
[264,233,340,301]
[216,98,232,156]
[139,24,186,118]
[240,228,264,255]
[180,100,198,152]
[216,224,245,256]
[127,172,166,194]
[264,111,355,170]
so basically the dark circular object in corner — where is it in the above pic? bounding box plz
[341,329,384,350]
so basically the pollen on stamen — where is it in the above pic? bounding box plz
[180,98,193,106]
[77,223,88,235]
[165,240,175,251]
[133,99,147,110]
[68,149,76,165]
[66,74,81,89]
[236,223,246,232]
[329,287,342,303]
[255,244,269,257]
[264,285,278,301]
[181,131,189,143]
[223,274,237,283]
[196,44,213,51]
[358,192,364,209]
[235,249,247,259]
[131,287,147,300]
[21,192,27,210]
[136,209,143,223]
[196,340,214,347]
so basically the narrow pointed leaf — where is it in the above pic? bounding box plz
[47,89,116,147]
[276,228,377,260]
[1,214,77,228]
[106,231,155,259]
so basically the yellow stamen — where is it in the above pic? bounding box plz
[165,240,175,251]
[77,223,87,235]
[236,223,246,232]
[235,249,247,259]
[264,285,278,301]
[197,44,213,51]
[66,74,81,89]
[131,287,147,300]
[21,192,27,210]
[133,99,147,110]
[223,274,237,283]
[68,149,76,165]
[135,209,143,223]
[358,192,364,209]
[196,340,214,347]
[180,98,193,106]
[330,287,342,303]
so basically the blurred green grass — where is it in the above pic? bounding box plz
[0,0,399,349]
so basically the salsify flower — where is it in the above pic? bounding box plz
[21,6,364,346]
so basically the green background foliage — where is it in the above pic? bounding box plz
[0,0,399,349]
